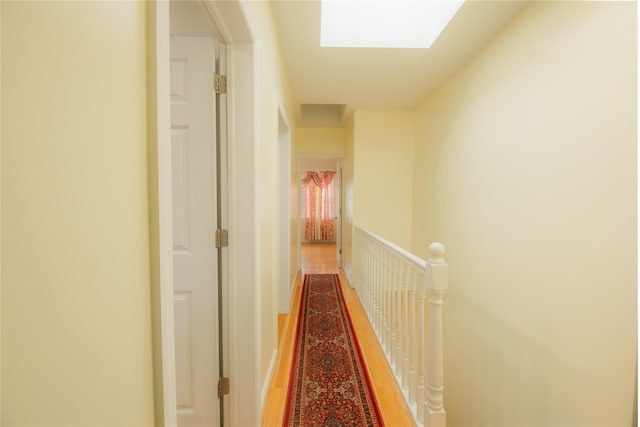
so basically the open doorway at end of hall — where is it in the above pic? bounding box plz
[297,156,343,272]
[277,156,343,344]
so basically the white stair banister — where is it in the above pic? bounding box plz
[354,227,448,427]
[425,242,448,427]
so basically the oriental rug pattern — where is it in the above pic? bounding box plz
[283,274,383,427]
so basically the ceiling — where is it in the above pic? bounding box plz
[270,0,528,125]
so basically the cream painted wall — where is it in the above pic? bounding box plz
[0,4,3,420]
[353,111,414,249]
[294,127,346,155]
[241,1,297,399]
[2,2,154,425]
[412,2,636,425]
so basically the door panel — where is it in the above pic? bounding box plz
[174,291,193,409]
[170,35,219,427]
[172,128,190,252]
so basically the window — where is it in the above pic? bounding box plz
[302,171,336,241]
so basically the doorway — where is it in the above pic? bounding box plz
[152,0,260,424]
[169,1,227,426]
[278,105,293,314]
[298,157,343,273]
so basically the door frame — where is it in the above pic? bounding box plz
[335,159,343,269]
[148,1,260,425]
[277,101,293,314]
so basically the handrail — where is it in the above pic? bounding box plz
[355,226,426,269]
[354,226,448,427]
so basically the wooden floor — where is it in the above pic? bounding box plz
[262,242,415,426]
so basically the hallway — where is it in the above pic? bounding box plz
[2,2,635,425]
[263,243,415,426]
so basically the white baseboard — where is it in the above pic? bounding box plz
[289,273,298,308]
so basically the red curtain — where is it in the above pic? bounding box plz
[301,171,335,241]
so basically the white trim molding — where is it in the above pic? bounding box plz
[151,1,260,425]
[206,1,261,425]
[148,2,177,425]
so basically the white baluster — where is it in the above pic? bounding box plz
[356,233,362,295]
[360,237,371,318]
[365,236,371,318]
[360,235,365,295]
[368,238,373,319]
[380,247,386,349]
[369,241,376,330]
[359,235,364,307]
[363,237,368,311]
[390,254,399,370]
[416,262,427,424]
[425,243,448,427]
[377,244,384,345]
[393,257,401,375]
[375,243,383,337]
[358,233,363,304]
[408,266,417,407]
[370,239,375,322]
[380,245,387,349]
[383,250,391,354]
[401,261,410,389]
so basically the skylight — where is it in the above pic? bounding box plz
[320,0,465,49]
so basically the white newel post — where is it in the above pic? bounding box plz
[425,242,448,427]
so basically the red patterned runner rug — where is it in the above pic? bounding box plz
[283,274,384,426]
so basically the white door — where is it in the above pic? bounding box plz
[171,35,220,427]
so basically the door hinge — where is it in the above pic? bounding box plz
[339,249,342,255]
[214,74,227,94]
[215,229,229,248]
[218,377,230,398]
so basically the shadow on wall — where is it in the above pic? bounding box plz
[444,290,586,426]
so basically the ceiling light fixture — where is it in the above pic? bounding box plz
[320,0,465,49]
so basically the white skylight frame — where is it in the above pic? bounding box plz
[320,0,465,49]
